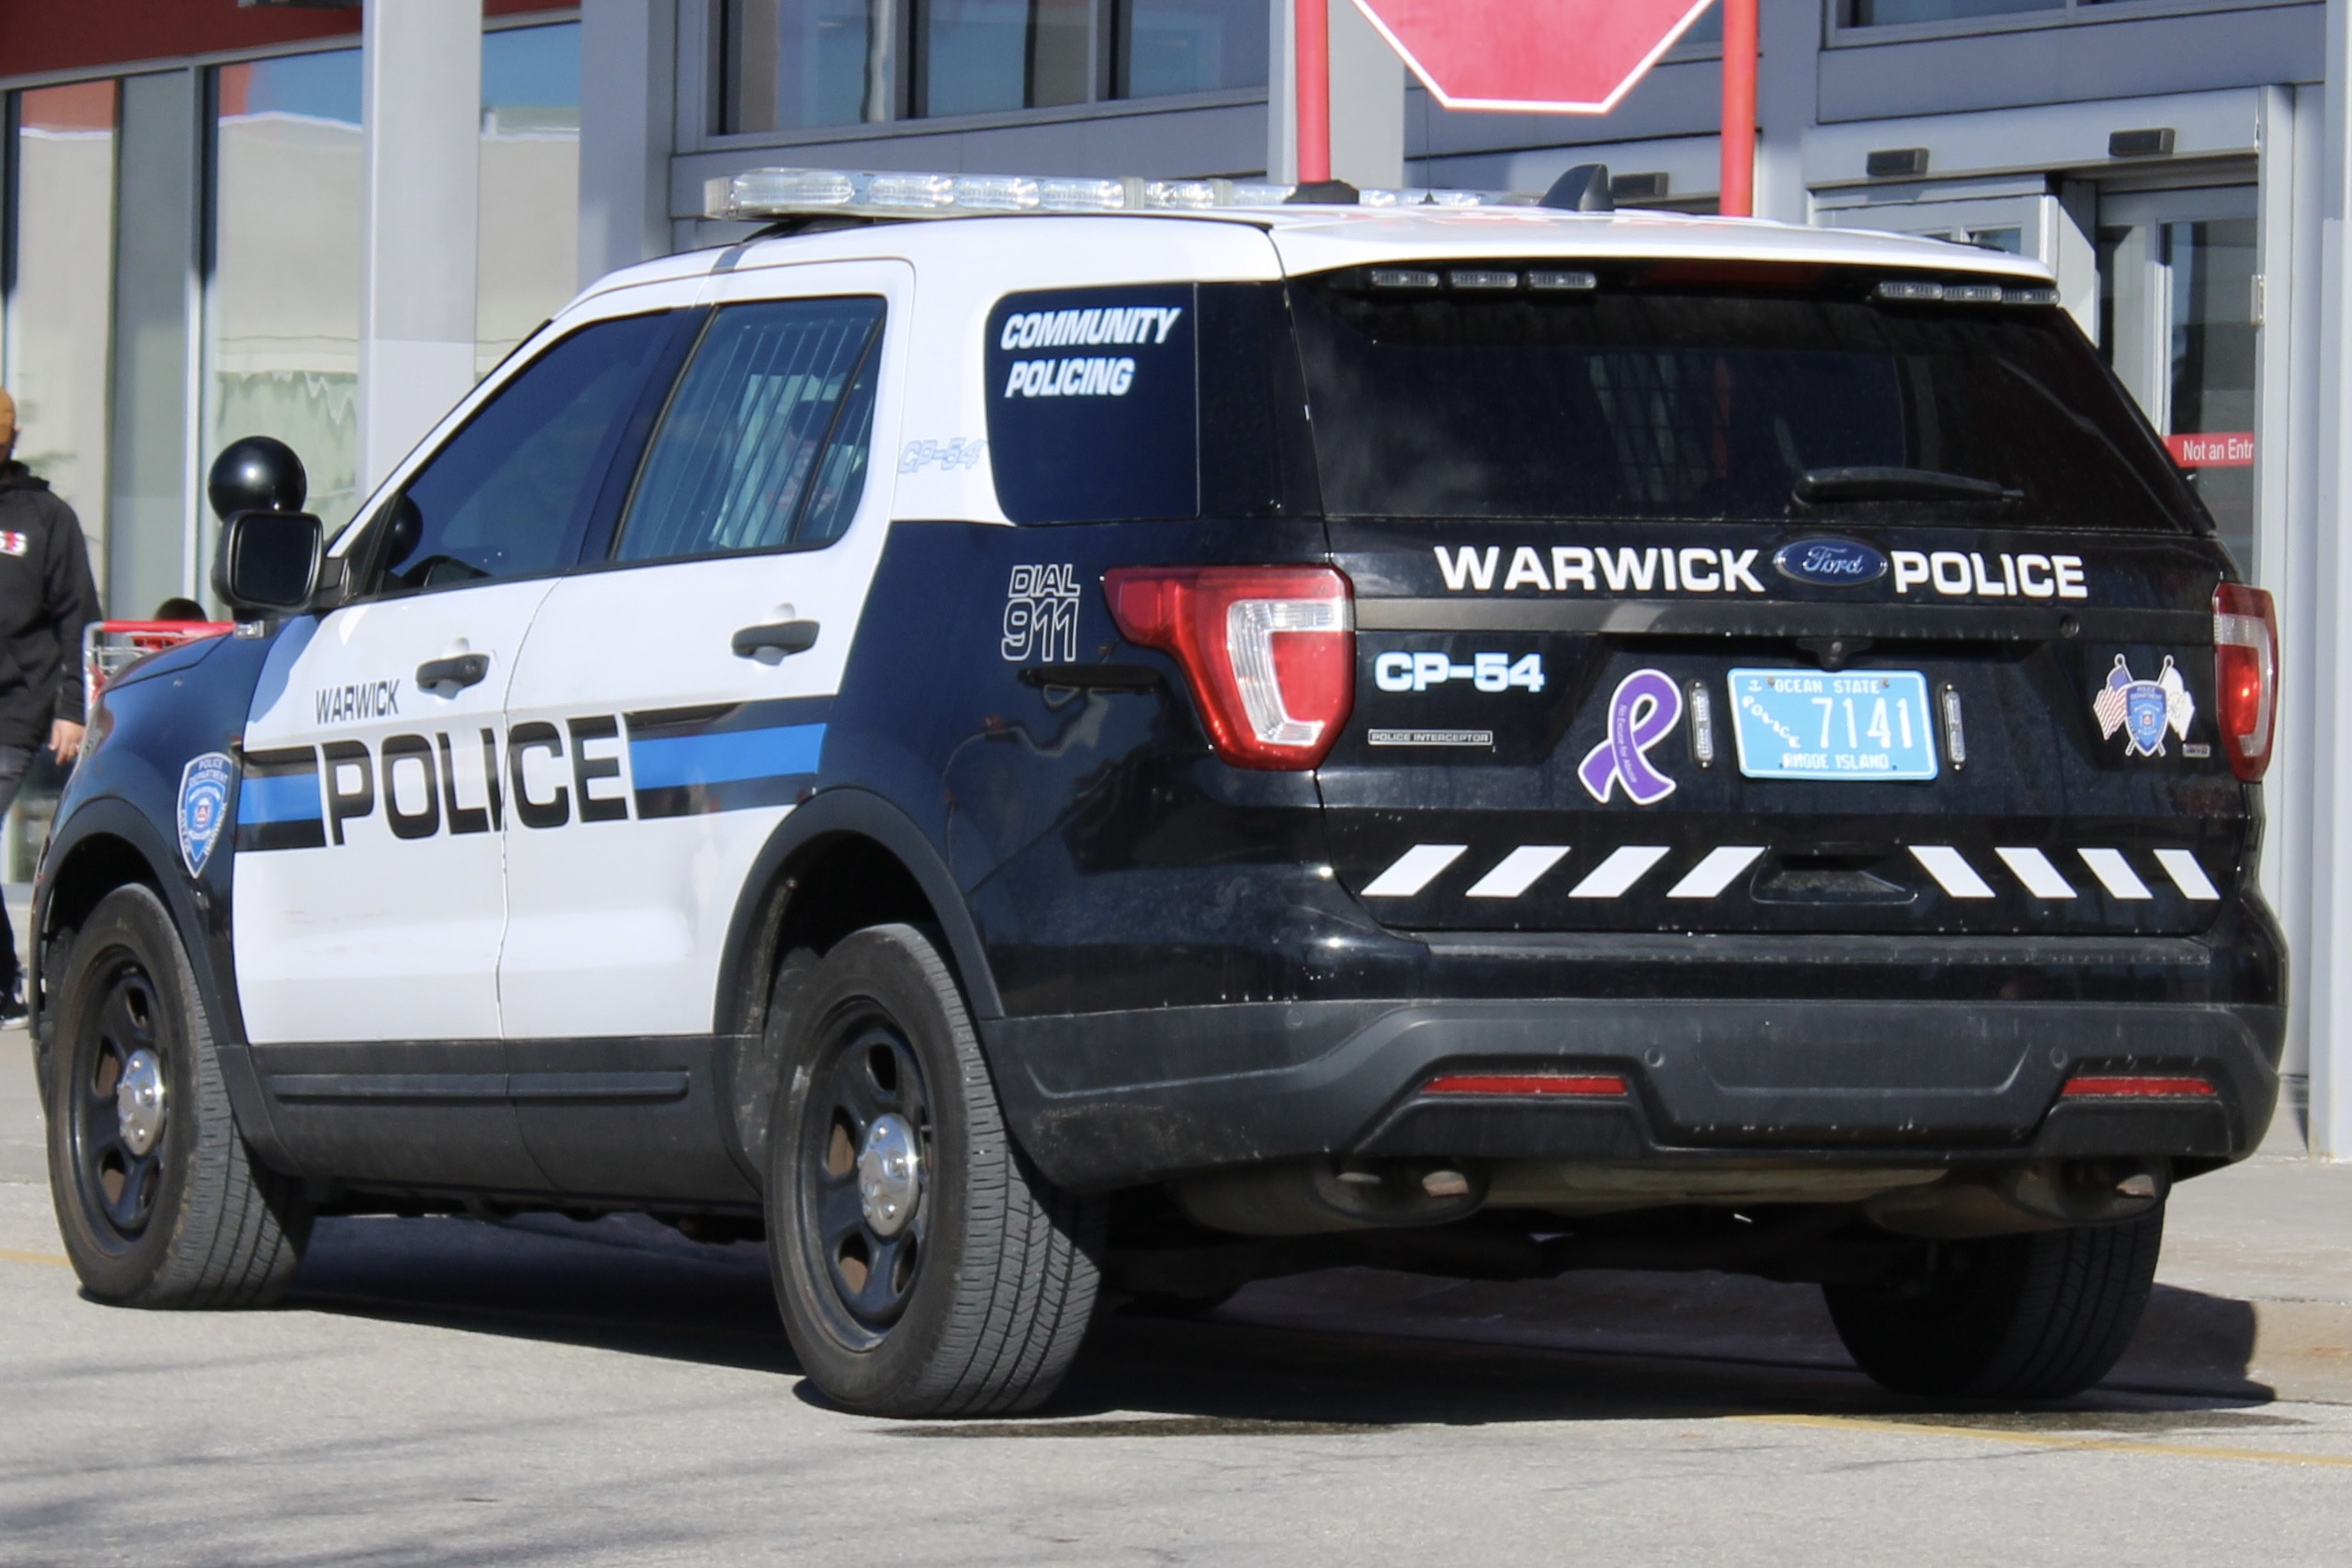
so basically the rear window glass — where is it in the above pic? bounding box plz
[1289,265,2206,533]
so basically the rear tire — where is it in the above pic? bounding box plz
[47,885,311,1307]
[1825,1209,2164,1399]
[766,924,1102,1416]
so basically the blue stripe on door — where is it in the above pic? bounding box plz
[625,723,826,790]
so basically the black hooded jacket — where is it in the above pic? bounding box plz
[0,462,100,751]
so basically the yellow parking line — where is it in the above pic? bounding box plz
[1738,1413,2352,1472]
[0,1246,69,1269]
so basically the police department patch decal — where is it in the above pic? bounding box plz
[178,752,234,876]
[2093,654,2194,757]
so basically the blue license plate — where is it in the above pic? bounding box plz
[1727,668,1939,782]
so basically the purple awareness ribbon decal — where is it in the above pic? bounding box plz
[1578,667,1683,806]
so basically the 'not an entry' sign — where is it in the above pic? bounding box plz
[2165,431,2256,467]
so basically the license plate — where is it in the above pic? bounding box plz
[1727,668,1939,782]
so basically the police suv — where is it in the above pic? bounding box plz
[36,164,2284,1416]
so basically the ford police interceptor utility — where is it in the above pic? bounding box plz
[33,164,2284,1417]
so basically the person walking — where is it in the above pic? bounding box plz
[0,388,101,1018]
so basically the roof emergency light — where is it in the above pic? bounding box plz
[705,165,1531,224]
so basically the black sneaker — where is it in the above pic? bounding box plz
[0,992,26,1025]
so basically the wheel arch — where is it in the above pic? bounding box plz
[713,787,1004,1043]
[35,799,287,1166]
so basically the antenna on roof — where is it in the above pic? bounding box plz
[1539,164,1614,213]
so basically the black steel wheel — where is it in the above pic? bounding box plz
[66,962,172,1241]
[46,885,310,1307]
[797,1018,934,1345]
[766,923,1102,1417]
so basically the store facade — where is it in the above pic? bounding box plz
[5,0,2346,1150]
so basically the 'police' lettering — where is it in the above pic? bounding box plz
[322,740,375,845]
[568,716,628,824]
[508,722,570,829]
[380,734,440,841]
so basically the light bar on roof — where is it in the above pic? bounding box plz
[705,166,1531,223]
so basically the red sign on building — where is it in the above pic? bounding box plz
[2165,432,2256,468]
[1346,0,1719,114]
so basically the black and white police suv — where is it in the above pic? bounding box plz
[35,163,2284,1415]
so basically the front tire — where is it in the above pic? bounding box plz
[766,924,1102,1416]
[1825,1209,2164,1399]
[47,885,311,1307]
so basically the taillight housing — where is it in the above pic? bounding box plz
[2212,582,2277,782]
[1105,565,1354,769]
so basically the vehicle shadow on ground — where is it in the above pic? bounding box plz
[285,1214,2276,1431]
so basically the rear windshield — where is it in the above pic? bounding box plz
[1289,264,2207,533]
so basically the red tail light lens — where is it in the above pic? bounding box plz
[2061,1074,2216,1099]
[1105,565,1354,769]
[2212,582,2277,782]
[1423,1073,1629,1098]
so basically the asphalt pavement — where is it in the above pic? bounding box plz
[7,1018,2352,1565]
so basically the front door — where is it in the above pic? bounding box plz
[232,308,684,1186]
[495,261,905,1194]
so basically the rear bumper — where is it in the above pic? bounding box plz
[989,993,2283,1193]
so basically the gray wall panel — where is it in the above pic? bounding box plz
[1820,5,2323,123]
[107,69,196,619]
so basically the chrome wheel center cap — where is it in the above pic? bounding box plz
[116,1050,166,1157]
[857,1114,920,1238]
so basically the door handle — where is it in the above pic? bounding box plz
[417,653,491,691]
[731,620,821,659]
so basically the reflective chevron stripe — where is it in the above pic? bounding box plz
[1667,845,1765,900]
[1360,843,1465,897]
[2154,848,2221,901]
[1357,842,2225,904]
[1995,846,2077,900]
[1569,845,1670,899]
[1465,844,1570,899]
[1909,844,1996,899]
[2079,847,2153,900]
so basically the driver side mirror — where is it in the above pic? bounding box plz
[212,508,325,616]
[206,434,325,617]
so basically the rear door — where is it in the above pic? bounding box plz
[1291,262,2246,939]
[494,261,904,1195]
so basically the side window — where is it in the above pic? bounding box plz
[613,297,886,562]
[984,284,1198,523]
[369,313,676,595]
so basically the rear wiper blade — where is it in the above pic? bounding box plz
[1794,466,2021,505]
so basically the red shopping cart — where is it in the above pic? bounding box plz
[83,620,236,704]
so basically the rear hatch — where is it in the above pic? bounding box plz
[1294,258,2257,936]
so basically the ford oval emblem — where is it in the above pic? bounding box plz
[1772,537,1889,589]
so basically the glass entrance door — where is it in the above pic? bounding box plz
[2096,186,2257,572]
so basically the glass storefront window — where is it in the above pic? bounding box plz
[2097,198,2257,573]
[918,0,1092,117]
[479,22,582,374]
[1846,0,2062,22]
[208,51,363,534]
[720,0,891,132]
[5,81,118,561]
[1114,0,1267,98]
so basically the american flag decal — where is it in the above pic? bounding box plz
[2094,679,2129,740]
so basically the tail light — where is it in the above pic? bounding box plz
[2061,1074,2216,1099]
[2212,582,2277,782]
[1105,565,1353,769]
[1423,1072,1628,1098]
